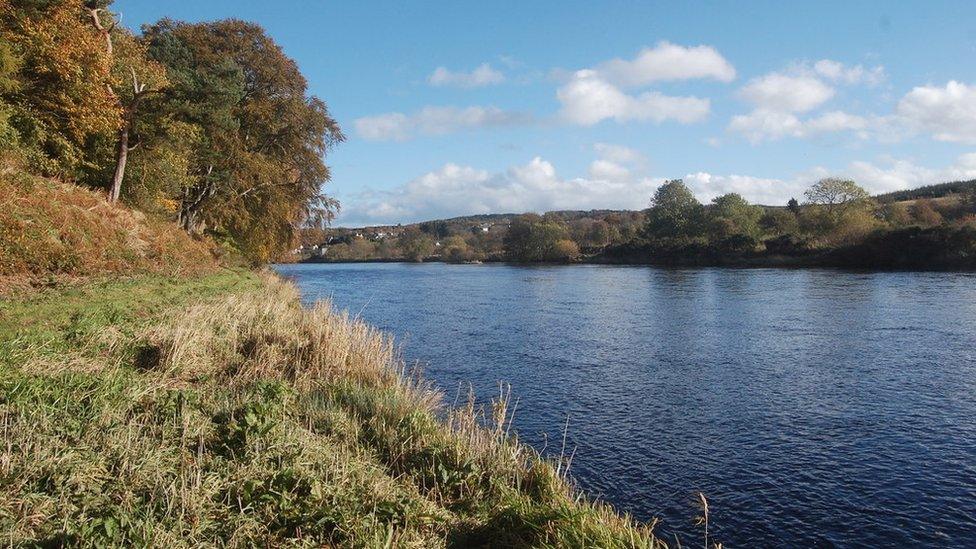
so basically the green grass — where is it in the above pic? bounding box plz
[0,269,260,368]
[0,271,664,547]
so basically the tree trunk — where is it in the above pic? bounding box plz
[109,123,129,203]
[179,167,216,233]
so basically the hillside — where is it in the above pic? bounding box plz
[0,169,220,294]
[875,179,976,203]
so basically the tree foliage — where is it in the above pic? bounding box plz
[0,0,121,179]
[504,214,577,262]
[708,193,763,240]
[644,179,703,240]
[1,4,345,264]
[140,19,344,262]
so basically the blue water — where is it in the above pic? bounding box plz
[273,262,976,547]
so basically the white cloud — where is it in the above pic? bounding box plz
[805,111,870,133]
[557,70,710,126]
[895,81,976,144]
[728,109,804,143]
[841,152,976,194]
[811,59,886,85]
[684,172,799,205]
[728,60,888,142]
[593,143,645,165]
[729,109,869,143]
[336,153,976,226]
[588,159,632,181]
[739,73,835,113]
[428,63,505,88]
[337,157,663,225]
[728,59,888,143]
[354,105,531,141]
[593,41,736,87]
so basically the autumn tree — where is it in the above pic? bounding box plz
[398,228,434,262]
[910,199,944,226]
[503,214,573,262]
[802,178,877,244]
[0,0,121,179]
[142,19,344,261]
[803,178,872,225]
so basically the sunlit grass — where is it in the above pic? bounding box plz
[0,272,664,547]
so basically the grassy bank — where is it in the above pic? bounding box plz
[0,172,222,296]
[0,271,664,547]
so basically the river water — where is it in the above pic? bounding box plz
[273,262,976,547]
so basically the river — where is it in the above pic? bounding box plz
[273,262,976,547]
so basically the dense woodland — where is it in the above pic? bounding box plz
[1,0,341,263]
[304,177,976,268]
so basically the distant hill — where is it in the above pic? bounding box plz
[333,209,641,233]
[875,179,976,203]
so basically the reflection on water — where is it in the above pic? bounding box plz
[274,262,976,547]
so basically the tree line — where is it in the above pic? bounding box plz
[307,176,976,265]
[0,0,341,262]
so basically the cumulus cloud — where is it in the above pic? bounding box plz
[557,70,710,126]
[739,73,835,113]
[729,60,886,142]
[811,59,885,86]
[428,63,505,88]
[593,41,736,87]
[729,109,869,143]
[335,151,976,226]
[840,152,976,194]
[354,105,532,141]
[593,143,645,165]
[683,172,799,205]
[553,42,733,127]
[895,81,976,144]
[337,157,663,225]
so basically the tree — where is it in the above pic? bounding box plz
[0,0,121,180]
[552,239,580,261]
[804,178,870,217]
[503,214,573,262]
[802,178,877,244]
[419,220,449,238]
[882,202,913,227]
[760,208,800,236]
[911,199,944,226]
[787,197,800,214]
[708,193,763,240]
[142,19,344,261]
[398,229,434,262]
[586,219,611,248]
[442,235,472,262]
[644,179,703,240]
[347,238,376,260]
[94,22,169,202]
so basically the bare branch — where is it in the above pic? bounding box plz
[88,8,113,56]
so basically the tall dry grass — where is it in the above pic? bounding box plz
[1,273,666,546]
[0,170,217,289]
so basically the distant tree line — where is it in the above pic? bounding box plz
[306,175,976,267]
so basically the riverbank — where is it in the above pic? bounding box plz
[0,270,664,547]
[299,224,976,271]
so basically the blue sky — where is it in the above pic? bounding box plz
[115,1,976,226]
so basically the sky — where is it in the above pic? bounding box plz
[115,0,976,226]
